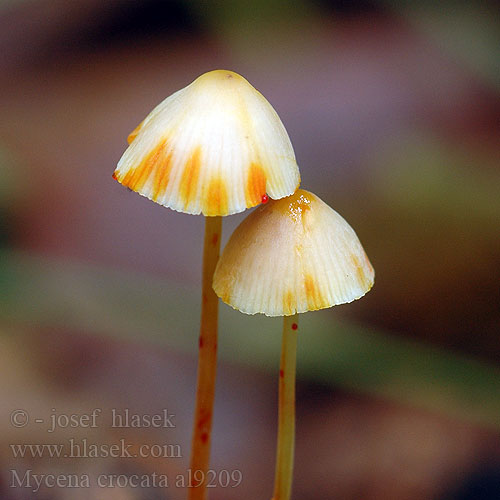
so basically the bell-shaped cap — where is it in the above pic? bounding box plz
[213,189,374,316]
[113,70,300,216]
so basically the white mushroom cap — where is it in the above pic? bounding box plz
[213,189,374,316]
[113,70,300,216]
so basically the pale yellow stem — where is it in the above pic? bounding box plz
[189,216,222,500]
[272,314,298,500]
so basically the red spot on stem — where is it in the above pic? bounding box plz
[197,410,211,429]
[201,432,208,443]
[292,323,298,330]
[279,369,284,378]
[199,337,204,348]
[211,233,219,246]
[261,194,269,203]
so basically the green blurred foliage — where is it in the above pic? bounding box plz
[384,0,500,88]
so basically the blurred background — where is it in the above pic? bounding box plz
[1,0,499,498]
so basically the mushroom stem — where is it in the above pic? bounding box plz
[272,314,298,500]
[189,215,222,500]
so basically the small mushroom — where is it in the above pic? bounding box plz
[112,70,300,500]
[114,70,300,216]
[213,189,374,500]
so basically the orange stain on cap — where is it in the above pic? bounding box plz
[351,254,373,289]
[274,190,312,224]
[245,163,267,208]
[116,139,169,193]
[179,147,202,210]
[151,148,173,202]
[221,288,231,305]
[283,290,295,315]
[304,273,324,310]
[204,177,229,216]
[127,119,144,144]
[364,253,375,277]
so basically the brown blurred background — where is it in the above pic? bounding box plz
[1,0,499,499]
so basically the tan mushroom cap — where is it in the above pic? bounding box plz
[113,70,300,216]
[213,189,374,316]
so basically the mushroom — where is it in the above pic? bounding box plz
[213,189,374,500]
[112,70,300,499]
